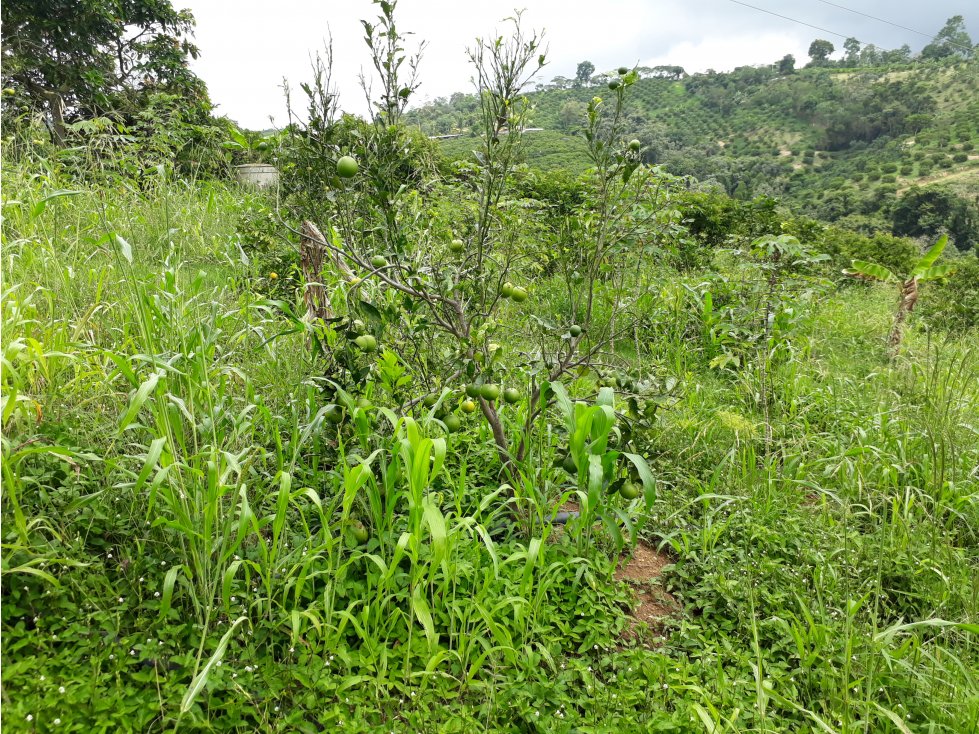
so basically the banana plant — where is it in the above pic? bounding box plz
[844,235,956,358]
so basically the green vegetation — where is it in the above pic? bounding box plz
[3,2,978,732]
[409,23,979,250]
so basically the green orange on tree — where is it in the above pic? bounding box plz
[337,155,359,178]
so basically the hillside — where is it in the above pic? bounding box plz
[412,57,979,238]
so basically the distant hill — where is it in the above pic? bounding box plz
[408,55,979,236]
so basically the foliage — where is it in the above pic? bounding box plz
[1,0,209,143]
[893,186,979,251]
[3,6,979,733]
[408,45,979,238]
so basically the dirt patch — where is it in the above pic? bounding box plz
[551,499,679,642]
[614,541,678,644]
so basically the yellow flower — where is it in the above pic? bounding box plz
[269,272,278,280]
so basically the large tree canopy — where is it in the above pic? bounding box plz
[1,0,207,141]
[893,187,979,251]
[921,15,974,60]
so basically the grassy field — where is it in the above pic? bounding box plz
[2,150,977,732]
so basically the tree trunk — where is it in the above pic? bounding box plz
[888,277,919,359]
[47,91,66,145]
[300,221,332,324]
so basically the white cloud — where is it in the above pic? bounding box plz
[642,32,811,73]
[182,0,976,129]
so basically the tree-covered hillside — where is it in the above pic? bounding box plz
[409,25,979,247]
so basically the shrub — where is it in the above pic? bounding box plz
[917,251,979,330]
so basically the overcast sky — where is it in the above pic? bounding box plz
[183,1,976,129]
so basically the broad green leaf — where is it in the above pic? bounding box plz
[118,371,162,435]
[845,260,895,283]
[411,585,437,650]
[915,263,956,281]
[115,234,133,264]
[181,617,247,713]
[159,565,182,619]
[133,437,167,495]
[912,234,948,274]
[874,618,979,643]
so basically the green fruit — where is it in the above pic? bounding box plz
[337,155,359,178]
[324,405,344,424]
[608,78,621,90]
[444,414,462,432]
[449,239,464,253]
[618,66,630,76]
[256,141,269,151]
[461,399,477,414]
[628,139,641,152]
[509,287,528,303]
[465,384,481,398]
[479,384,500,401]
[620,482,641,500]
[370,255,388,269]
[423,394,438,407]
[351,520,369,543]
[569,324,582,337]
[503,387,520,404]
[351,319,366,334]
[500,282,514,298]
[354,334,377,352]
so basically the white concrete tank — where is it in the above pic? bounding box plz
[235,163,278,188]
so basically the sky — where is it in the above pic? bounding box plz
[182,1,976,129]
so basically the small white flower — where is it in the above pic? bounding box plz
[27,714,33,721]
[39,675,45,681]
[59,686,65,693]
[130,649,136,656]
[54,718,61,725]
[118,597,124,603]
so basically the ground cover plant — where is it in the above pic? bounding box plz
[2,2,978,732]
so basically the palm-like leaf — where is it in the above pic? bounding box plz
[911,234,948,277]
[845,260,896,283]
[915,263,957,281]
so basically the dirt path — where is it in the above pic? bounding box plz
[614,540,678,643]
[897,160,979,194]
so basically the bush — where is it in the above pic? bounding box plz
[917,252,979,330]
[824,229,919,274]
